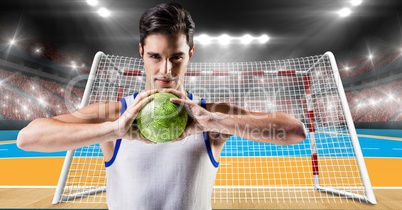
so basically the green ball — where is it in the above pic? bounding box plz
[136,92,188,143]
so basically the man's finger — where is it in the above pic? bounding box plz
[132,89,158,105]
[125,95,154,118]
[169,97,193,107]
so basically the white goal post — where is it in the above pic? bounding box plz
[52,51,376,204]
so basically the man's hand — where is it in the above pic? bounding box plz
[113,89,158,144]
[163,88,212,141]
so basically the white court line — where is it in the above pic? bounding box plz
[357,134,402,141]
[372,186,402,189]
[319,131,402,141]
[392,148,402,150]
[0,140,16,145]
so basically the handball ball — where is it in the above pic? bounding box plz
[136,92,188,143]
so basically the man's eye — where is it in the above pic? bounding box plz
[171,56,182,60]
[150,54,160,59]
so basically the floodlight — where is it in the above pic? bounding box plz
[258,35,269,43]
[241,34,253,44]
[350,0,362,6]
[9,39,16,45]
[38,98,46,105]
[218,34,231,45]
[338,8,351,17]
[86,0,98,7]
[196,34,212,45]
[195,34,270,45]
[97,8,110,18]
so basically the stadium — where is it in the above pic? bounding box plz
[1,0,401,209]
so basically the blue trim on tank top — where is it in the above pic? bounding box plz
[120,97,127,115]
[200,98,219,168]
[187,91,193,100]
[200,98,206,107]
[105,139,121,167]
[104,97,127,167]
[203,132,219,168]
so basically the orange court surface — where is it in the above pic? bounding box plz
[1,156,401,209]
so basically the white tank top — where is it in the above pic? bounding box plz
[105,92,219,210]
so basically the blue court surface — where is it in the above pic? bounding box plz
[1,129,402,159]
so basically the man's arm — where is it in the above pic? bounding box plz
[206,103,307,145]
[17,101,121,152]
[17,89,157,153]
[170,95,306,145]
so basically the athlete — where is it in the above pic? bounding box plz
[17,2,307,209]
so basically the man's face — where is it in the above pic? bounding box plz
[139,33,194,91]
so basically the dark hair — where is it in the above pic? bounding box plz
[139,2,195,50]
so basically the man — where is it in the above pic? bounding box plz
[17,2,306,210]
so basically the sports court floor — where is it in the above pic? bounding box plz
[0,188,401,209]
[1,129,401,209]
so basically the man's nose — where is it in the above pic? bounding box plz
[160,59,172,75]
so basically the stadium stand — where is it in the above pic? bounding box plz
[17,39,90,74]
[0,68,84,121]
[339,47,401,79]
[347,80,402,122]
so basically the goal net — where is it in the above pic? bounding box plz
[52,51,376,204]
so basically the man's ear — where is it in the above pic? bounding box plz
[189,45,195,58]
[138,43,143,58]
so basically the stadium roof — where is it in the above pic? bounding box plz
[1,0,401,62]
